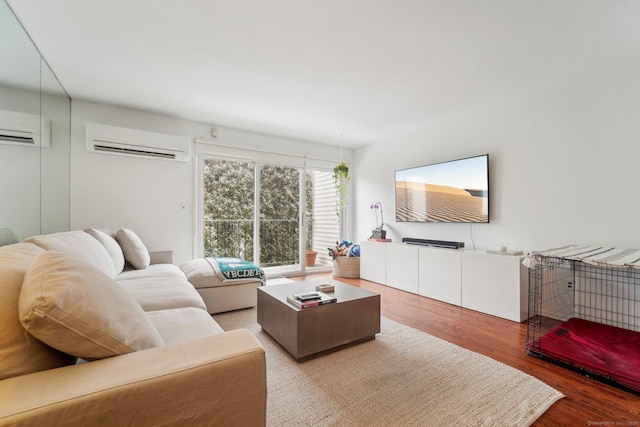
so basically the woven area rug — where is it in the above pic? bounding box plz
[214,308,563,426]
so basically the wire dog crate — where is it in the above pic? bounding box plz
[525,246,640,393]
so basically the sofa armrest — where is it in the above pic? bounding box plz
[149,249,174,265]
[0,330,266,427]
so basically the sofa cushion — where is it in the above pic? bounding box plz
[147,307,224,345]
[84,228,126,274]
[117,263,186,281]
[19,251,164,360]
[118,276,207,312]
[0,243,76,380]
[24,230,116,278]
[115,229,150,270]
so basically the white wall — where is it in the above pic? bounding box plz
[70,100,351,264]
[72,55,640,260]
[353,61,640,253]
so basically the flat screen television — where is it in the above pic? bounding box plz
[395,154,489,223]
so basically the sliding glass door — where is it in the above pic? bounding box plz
[258,164,301,270]
[202,158,255,260]
[201,156,337,276]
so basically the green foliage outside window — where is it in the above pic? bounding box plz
[203,159,315,267]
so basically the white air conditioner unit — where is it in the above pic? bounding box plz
[85,123,190,162]
[0,109,50,147]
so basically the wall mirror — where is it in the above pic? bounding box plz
[0,0,70,242]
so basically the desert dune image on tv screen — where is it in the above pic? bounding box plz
[395,156,489,223]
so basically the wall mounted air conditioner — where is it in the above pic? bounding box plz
[0,109,50,147]
[86,123,190,162]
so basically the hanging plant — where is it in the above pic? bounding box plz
[333,161,350,213]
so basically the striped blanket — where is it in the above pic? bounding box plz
[205,257,265,282]
[525,245,640,269]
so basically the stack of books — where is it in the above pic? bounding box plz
[286,291,337,309]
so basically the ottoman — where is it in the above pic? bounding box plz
[180,257,265,314]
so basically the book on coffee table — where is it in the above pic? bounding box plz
[287,291,337,309]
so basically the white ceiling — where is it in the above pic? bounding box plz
[6,0,640,148]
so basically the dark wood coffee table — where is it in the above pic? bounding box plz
[257,279,380,362]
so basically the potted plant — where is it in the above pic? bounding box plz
[305,249,318,267]
[333,161,350,213]
[305,227,317,267]
[333,161,350,240]
[305,177,317,267]
[369,201,386,239]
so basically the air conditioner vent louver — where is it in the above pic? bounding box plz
[0,110,50,147]
[86,123,190,162]
[92,142,178,159]
[0,133,36,144]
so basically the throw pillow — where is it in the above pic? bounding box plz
[19,251,164,360]
[84,228,126,274]
[0,243,76,380]
[24,230,117,278]
[115,228,151,270]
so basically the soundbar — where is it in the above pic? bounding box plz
[402,237,465,249]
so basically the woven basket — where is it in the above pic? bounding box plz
[332,256,360,278]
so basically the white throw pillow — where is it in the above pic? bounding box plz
[84,228,126,274]
[115,228,151,270]
[24,230,116,278]
[19,251,164,360]
[0,244,76,380]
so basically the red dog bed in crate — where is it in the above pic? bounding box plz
[535,318,640,392]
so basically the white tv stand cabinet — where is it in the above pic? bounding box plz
[360,241,528,322]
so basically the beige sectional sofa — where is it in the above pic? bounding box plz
[0,229,266,426]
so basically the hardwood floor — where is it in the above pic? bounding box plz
[293,272,639,426]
